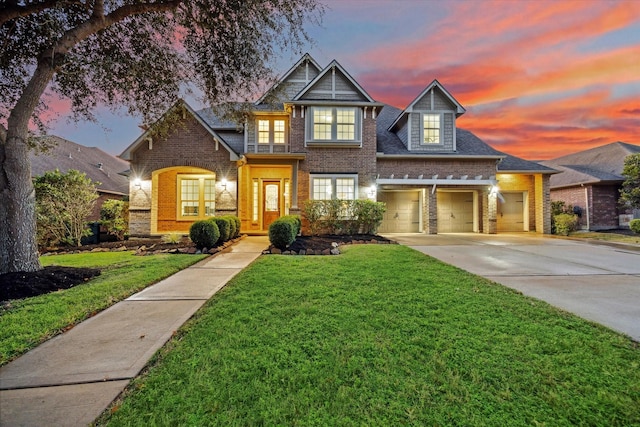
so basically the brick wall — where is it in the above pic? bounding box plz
[550,184,620,230]
[290,107,378,201]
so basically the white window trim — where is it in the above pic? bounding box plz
[420,112,444,146]
[306,107,362,146]
[177,174,216,220]
[309,174,358,200]
[256,116,288,145]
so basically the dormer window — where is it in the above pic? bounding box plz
[306,106,362,146]
[422,113,442,144]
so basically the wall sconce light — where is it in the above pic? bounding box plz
[367,184,377,198]
[133,178,142,188]
[489,185,498,195]
[221,178,228,190]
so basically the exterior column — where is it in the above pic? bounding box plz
[486,189,498,234]
[535,174,552,234]
[425,189,437,234]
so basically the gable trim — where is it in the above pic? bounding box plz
[255,53,322,105]
[119,100,240,161]
[293,60,376,103]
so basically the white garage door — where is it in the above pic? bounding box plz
[378,191,420,233]
[437,192,474,233]
[498,192,525,232]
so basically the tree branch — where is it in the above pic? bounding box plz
[0,1,83,27]
[48,0,181,62]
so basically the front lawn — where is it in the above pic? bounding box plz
[99,245,640,426]
[0,252,207,365]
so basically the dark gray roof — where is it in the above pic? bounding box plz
[540,141,640,188]
[31,136,130,195]
[376,105,554,173]
[196,107,242,129]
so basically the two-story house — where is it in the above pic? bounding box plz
[120,54,555,236]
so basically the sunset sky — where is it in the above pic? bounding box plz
[49,0,640,160]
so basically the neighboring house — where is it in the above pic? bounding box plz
[30,135,130,221]
[540,142,640,230]
[120,54,555,236]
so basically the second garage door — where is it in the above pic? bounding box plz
[437,191,474,233]
[378,191,420,233]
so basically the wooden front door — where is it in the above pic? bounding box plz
[263,181,280,229]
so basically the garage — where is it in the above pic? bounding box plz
[378,191,420,233]
[437,191,474,233]
[498,192,525,232]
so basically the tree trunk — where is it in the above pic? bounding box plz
[0,63,55,274]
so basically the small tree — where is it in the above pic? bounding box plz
[619,153,640,211]
[100,199,129,241]
[34,169,99,247]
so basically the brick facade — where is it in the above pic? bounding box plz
[551,184,621,230]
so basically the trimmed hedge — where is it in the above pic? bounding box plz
[303,199,386,235]
[189,220,220,249]
[268,215,301,250]
[223,216,237,240]
[630,219,640,234]
[211,217,231,243]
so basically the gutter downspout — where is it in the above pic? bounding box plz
[582,184,590,230]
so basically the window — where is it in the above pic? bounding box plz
[307,107,361,143]
[310,175,357,200]
[178,175,216,220]
[257,118,287,144]
[422,113,441,144]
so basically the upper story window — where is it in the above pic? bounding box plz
[177,174,215,220]
[307,107,362,145]
[257,117,287,144]
[422,113,441,144]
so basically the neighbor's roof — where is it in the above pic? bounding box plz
[30,135,130,196]
[539,141,640,188]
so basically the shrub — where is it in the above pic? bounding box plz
[161,233,182,244]
[630,219,640,234]
[554,213,578,236]
[34,169,99,247]
[211,217,231,242]
[221,215,240,238]
[353,199,386,234]
[189,220,220,250]
[233,216,241,237]
[269,215,300,250]
[303,199,386,235]
[223,216,237,240]
[100,199,129,241]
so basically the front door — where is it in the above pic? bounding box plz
[263,181,280,229]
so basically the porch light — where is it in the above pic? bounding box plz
[367,184,377,198]
[133,178,142,188]
[489,185,499,195]
[221,178,228,190]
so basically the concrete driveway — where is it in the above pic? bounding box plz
[385,233,640,342]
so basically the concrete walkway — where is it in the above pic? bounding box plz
[0,236,268,427]
[387,233,640,342]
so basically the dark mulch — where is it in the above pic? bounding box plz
[0,266,101,301]
[285,234,391,252]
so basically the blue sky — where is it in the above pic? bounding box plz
[48,0,640,159]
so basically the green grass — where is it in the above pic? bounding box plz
[0,251,206,365]
[569,231,640,245]
[99,245,640,426]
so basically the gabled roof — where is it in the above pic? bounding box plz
[539,141,640,188]
[119,100,240,161]
[255,53,322,105]
[292,59,377,103]
[389,80,466,131]
[376,104,555,174]
[30,136,130,196]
